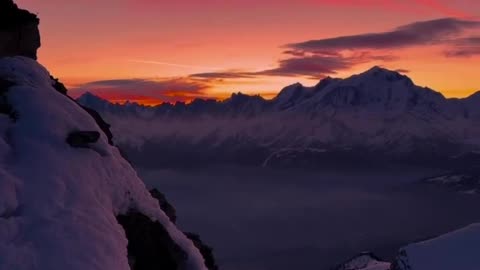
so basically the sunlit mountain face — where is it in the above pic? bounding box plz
[16,0,480,104]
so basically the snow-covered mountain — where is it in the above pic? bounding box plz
[78,67,480,169]
[0,57,209,270]
[332,223,480,270]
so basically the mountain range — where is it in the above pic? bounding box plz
[78,67,480,169]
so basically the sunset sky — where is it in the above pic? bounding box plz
[16,0,480,105]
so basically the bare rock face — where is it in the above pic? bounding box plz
[150,189,219,270]
[0,0,41,59]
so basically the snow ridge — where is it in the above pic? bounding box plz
[0,57,207,270]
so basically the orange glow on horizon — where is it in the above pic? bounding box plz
[15,0,480,105]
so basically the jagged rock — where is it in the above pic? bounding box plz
[50,76,68,95]
[185,233,219,270]
[45,74,115,146]
[79,105,114,145]
[0,78,19,121]
[149,189,219,270]
[66,131,100,148]
[0,0,41,59]
[390,250,410,270]
[117,211,188,270]
[150,188,177,223]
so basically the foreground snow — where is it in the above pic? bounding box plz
[334,223,480,270]
[394,223,480,270]
[0,57,206,269]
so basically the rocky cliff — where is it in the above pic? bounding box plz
[0,1,213,269]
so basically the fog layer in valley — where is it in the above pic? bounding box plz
[139,167,480,270]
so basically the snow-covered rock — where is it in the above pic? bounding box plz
[0,57,207,270]
[333,252,390,270]
[423,172,480,195]
[272,82,312,110]
[334,223,480,270]
[392,223,480,270]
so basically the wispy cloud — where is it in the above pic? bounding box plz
[445,36,480,57]
[190,71,255,79]
[193,18,480,80]
[287,18,480,51]
[127,59,220,71]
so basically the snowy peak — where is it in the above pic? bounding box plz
[296,66,448,115]
[345,66,416,93]
[77,66,454,116]
[362,66,408,79]
[273,82,311,109]
[224,92,266,105]
[77,66,479,124]
[77,91,106,104]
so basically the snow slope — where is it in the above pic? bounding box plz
[393,223,480,270]
[0,57,207,270]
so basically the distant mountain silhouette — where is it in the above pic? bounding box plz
[78,67,480,169]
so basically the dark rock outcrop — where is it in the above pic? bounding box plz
[390,250,410,270]
[50,76,68,95]
[47,75,116,146]
[66,131,100,148]
[185,233,219,270]
[0,0,41,59]
[117,211,187,270]
[150,189,219,270]
[0,78,19,121]
[79,105,114,145]
[150,188,177,223]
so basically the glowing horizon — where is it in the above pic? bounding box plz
[16,0,480,104]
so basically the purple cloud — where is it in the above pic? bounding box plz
[445,36,480,57]
[287,18,480,52]
[190,72,255,79]
[255,54,369,79]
